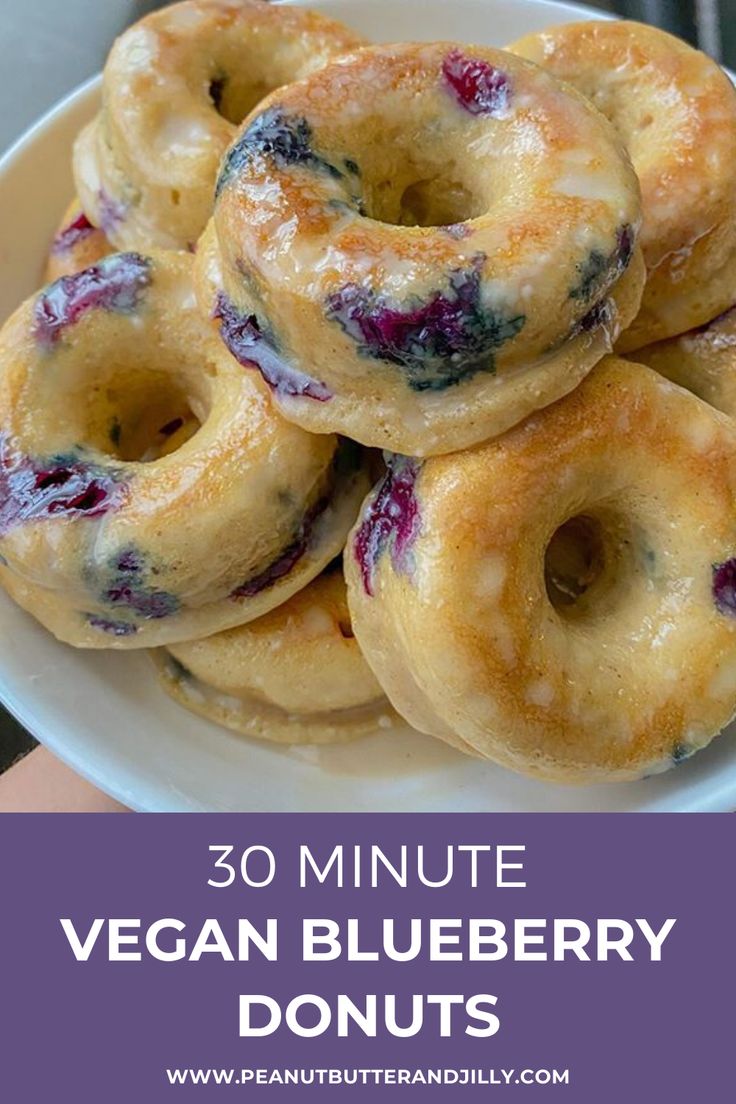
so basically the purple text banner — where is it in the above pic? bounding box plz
[0,813,732,1101]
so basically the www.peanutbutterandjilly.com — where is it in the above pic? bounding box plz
[165,1067,571,1087]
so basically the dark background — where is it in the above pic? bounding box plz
[1,0,734,771]
[597,0,733,64]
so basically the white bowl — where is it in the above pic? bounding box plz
[1,0,734,812]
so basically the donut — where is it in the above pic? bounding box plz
[0,250,369,648]
[633,306,736,419]
[44,199,112,283]
[205,41,645,456]
[509,20,736,351]
[153,562,397,744]
[73,0,365,251]
[344,357,736,783]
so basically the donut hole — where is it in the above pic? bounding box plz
[208,72,283,128]
[69,366,205,463]
[359,140,489,227]
[396,177,484,228]
[337,618,355,639]
[544,514,608,614]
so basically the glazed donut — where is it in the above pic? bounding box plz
[44,199,112,283]
[153,562,396,744]
[509,20,736,351]
[205,41,645,456]
[73,0,365,251]
[633,306,736,419]
[344,357,736,783]
[0,250,368,648]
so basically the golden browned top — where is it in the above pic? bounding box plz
[73,0,365,250]
[346,357,736,781]
[510,20,736,268]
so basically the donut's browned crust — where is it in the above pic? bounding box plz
[0,251,369,648]
[208,41,644,455]
[510,20,736,350]
[345,357,736,783]
[73,0,365,250]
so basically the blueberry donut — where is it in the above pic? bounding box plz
[634,306,736,419]
[153,562,397,744]
[345,357,736,782]
[510,21,736,351]
[207,42,645,455]
[0,251,368,648]
[44,199,112,282]
[73,0,365,251]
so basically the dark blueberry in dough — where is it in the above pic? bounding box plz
[215,107,342,197]
[570,224,635,302]
[442,49,511,116]
[102,546,179,621]
[326,254,525,391]
[87,615,138,637]
[573,298,614,335]
[33,253,152,348]
[231,495,330,600]
[0,437,127,537]
[51,211,97,254]
[115,546,144,574]
[671,742,694,765]
[353,454,421,596]
[571,252,610,302]
[104,582,178,619]
[713,558,736,615]
[214,293,332,401]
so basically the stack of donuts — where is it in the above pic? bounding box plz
[2,0,736,784]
